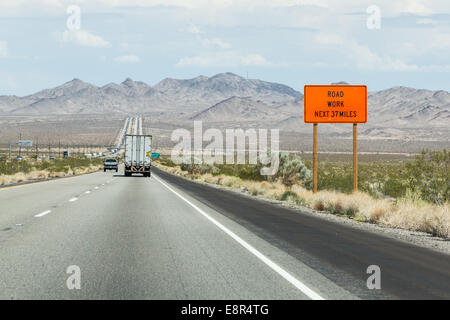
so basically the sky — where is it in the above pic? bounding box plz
[1,0,450,96]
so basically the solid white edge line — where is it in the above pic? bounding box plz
[34,210,51,218]
[153,175,325,300]
[69,197,78,202]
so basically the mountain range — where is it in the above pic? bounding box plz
[0,73,299,115]
[0,72,449,141]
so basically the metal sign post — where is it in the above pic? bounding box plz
[353,124,358,192]
[313,124,318,193]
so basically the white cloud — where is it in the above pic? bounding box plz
[199,37,231,49]
[239,54,272,66]
[114,55,141,63]
[0,0,328,15]
[2,0,450,78]
[416,18,438,25]
[61,30,111,48]
[403,0,434,16]
[0,0,448,18]
[0,41,7,57]
[428,33,450,50]
[86,0,329,10]
[313,33,420,72]
[187,23,203,34]
[177,51,272,67]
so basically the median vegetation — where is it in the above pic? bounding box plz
[0,156,103,185]
[154,149,450,238]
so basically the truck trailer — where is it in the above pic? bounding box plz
[124,134,152,177]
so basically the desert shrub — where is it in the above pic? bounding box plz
[157,157,177,167]
[236,165,262,181]
[403,149,449,204]
[0,156,102,178]
[180,163,215,175]
[0,159,33,175]
[162,149,448,206]
[272,153,312,188]
[301,149,448,204]
[280,190,298,201]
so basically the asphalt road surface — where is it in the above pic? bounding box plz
[0,166,449,300]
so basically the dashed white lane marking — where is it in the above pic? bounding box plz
[35,210,51,218]
[153,175,325,300]
[85,191,91,194]
[94,186,99,190]
[69,197,78,202]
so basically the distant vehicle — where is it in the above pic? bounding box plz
[36,156,45,162]
[49,155,55,160]
[85,153,92,158]
[63,151,69,158]
[103,158,118,172]
[124,134,152,177]
[16,155,23,161]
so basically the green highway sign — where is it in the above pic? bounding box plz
[151,153,160,158]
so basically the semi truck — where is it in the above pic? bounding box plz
[124,134,152,177]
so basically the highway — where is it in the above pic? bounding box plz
[0,166,449,299]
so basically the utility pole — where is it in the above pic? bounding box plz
[19,133,22,156]
[58,139,61,158]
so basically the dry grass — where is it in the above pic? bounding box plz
[74,167,88,175]
[0,175,11,185]
[11,172,27,183]
[380,193,450,238]
[154,161,450,238]
[0,165,99,186]
[28,170,49,180]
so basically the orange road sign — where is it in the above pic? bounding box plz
[304,85,367,123]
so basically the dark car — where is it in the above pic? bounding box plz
[104,158,118,172]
